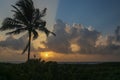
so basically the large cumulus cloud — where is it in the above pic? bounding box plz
[41,19,120,54]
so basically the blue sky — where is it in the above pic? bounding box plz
[56,0,120,34]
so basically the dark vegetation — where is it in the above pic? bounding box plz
[0,59,120,80]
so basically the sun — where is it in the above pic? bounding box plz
[40,51,54,59]
[45,53,49,58]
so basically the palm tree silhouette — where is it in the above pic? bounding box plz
[0,0,55,61]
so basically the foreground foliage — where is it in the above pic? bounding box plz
[0,60,120,80]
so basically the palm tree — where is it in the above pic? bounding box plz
[0,0,55,61]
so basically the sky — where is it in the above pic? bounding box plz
[0,0,120,62]
[56,0,120,34]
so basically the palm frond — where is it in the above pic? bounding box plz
[32,8,47,24]
[32,30,38,40]
[11,5,28,24]
[15,0,35,22]
[35,21,56,36]
[22,41,29,54]
[0,18,24,30]
[39,27,51,37]
[43,28,50,37]
[32,20,45,30]
[39,21,46,28]
[51,32,56,36]
[32,9,40,23]
[6,28,27,35]
[0,24,24,31]
[16,0,34,11]
[5,18,23,24]
[40,8,47,17]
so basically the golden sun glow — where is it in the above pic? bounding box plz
[45,53,49,57]
[40,51,54,60]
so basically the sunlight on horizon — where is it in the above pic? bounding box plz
[39,51,55,60]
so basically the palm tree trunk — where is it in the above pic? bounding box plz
[28,31,31,61]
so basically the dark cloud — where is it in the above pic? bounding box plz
[115,26,120,41]
[95,24,120,53]
[44,20,71,53]
[0,34,28,50]
[95,35,120,54]
[40,19,120,54]
[41,20,100,54]
[0,34,37,61]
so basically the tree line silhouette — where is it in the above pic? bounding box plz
[0,60,120,80]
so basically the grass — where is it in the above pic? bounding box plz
[0,59,120,80]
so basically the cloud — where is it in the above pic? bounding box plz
[39,19,120,55]
[40,20,99,54]
[115,26,120,41]
[0,47,25,61]
[0,19,120,62]
[0,34,38,61]
[0,34,27,61]
[0,34,28,50]
[95,25,120,54]
[43,20,71,53]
